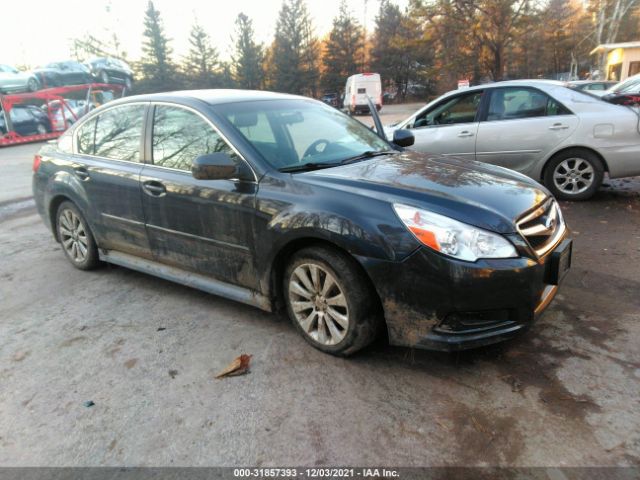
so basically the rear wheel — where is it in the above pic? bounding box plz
[56,201,100,270]
[283,246,381,356]
[543,149,604,201]
[27,77,39,92]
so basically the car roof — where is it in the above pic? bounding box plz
[117,89,306,106]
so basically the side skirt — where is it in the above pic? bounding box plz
[99,250,272,312]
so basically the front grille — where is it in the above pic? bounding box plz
[517,198,566,258]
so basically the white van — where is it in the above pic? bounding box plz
[343,73,382,115]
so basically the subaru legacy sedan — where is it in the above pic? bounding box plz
[33,90,571,356]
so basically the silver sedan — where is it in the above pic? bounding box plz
[386,80,640,200]
[0,64,39,93]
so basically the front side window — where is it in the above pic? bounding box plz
[91,104,144,161]
[152,105,238,171]
[216,99,390,170]
[487,88,570,121]
[413,92,483,128]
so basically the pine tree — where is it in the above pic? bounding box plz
[321,0,363,93]
[371,0,430,99]
[184,21,219,88]
[232,13,264,89]
[140,1,175,91]
[271,0,320,95]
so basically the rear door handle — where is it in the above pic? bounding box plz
[457,130,474,137]
[74,166,90,181]
[142,180,167,197]
[549,123,569,130]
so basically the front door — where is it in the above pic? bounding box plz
[140,104,259,290]
[475,87,578,174]
[406,90,484,159]
[73,102,151,258]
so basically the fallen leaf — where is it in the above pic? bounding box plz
[215,354,252,379]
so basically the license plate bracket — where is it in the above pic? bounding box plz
[545,239,572,285]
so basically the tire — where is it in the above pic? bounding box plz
[27,77,39,92]
[543,148,604,201]
[56,201,100,270]
[283,246,381,356]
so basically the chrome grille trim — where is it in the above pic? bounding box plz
[517,198,566,258]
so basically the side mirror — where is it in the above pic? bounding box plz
[192,152,249,180]
[392,129,415,147]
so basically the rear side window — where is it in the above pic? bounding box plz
[77,104,145,160]
[93,104,145,161]
[77,118,97,155]
[487,88,571,121]
[152,105,238,172]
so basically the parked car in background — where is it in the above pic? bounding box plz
[0,105,51,136]
[321,92,339,108]
[601,73,640,105]
[33,61,94,88]
[385,79,640,200]
[344,73,382,114]
[86,57,133,89]
[567,80,617,96]
[0,64,39,93]
[32,90,570,356]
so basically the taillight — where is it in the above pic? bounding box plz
[32,154,42,172]
[613,94,640,106]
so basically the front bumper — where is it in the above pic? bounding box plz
[358,237,571,351]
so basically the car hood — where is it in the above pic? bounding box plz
[299,151,549,234]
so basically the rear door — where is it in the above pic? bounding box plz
[73,103,151,258]
[140,103,259,289]
[475,87,578,174]
[405,90,484,159]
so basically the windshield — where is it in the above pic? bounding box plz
[215,99,390,170]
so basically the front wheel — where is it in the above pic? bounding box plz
[56,201,100,270]
[283,246,381,356]
[543,149,604,201]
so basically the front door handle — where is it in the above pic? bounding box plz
[74,166,90,181]
[457,130,474,137]
[549,123,569,130]
[142,180,167,197]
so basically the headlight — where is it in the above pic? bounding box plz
[393,204,518,262]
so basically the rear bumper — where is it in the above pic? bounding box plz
[358,238,569,351]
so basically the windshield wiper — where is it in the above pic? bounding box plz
[339,150,396,165]
[278,162,341,173]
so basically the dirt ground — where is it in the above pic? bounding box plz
[0,106,639,467]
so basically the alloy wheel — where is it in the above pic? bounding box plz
[59,209,89,263]
[288,263,349,346]
[553,157,594,195]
